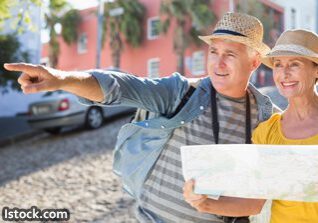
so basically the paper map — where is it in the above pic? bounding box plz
[181,144,318,201]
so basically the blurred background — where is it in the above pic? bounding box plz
[0,0,317,222]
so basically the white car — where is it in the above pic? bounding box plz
[27,90,135,134]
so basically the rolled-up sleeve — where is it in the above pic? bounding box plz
[78,70,122,106]
[78,70,190,115]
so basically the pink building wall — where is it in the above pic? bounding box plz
[42,0,219,78]
[42,0,284,79]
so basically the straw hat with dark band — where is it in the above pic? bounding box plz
[199,12,270,56]
[262,29,318,68]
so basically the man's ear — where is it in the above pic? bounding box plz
[251,54,261,72]
[313,63,318,84]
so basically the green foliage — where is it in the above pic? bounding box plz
[159,0,215,74]
[160,0,215,45]
[236,0,277,44]
[61,9,81,45]
[0,34,29,93]
[0,0,42,33]
[49,0,67,11]
[44,0,81,67]
[120,0,145,47]
[0,0,40,92]
[0,0,80,90]
[0,0,14,22]
[159,18,170,34]
[102,0,146,68]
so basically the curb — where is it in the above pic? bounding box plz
[0,130,42,148]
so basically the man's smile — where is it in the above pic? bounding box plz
[215,72,229,77]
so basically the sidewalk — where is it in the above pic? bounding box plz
[0,116,40,147]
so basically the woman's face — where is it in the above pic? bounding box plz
[272,56,318,99]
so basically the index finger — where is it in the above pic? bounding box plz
[4,63,41,76]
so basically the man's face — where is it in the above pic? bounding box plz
[207,39,260,98]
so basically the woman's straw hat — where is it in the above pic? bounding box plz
[262,29,318,68]
[199,12,270,56]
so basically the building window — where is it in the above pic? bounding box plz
[291,8,296,29]
[147,17,160,40]
[192,51,205,76]
[77,33,87,54]
[148,58,160,78]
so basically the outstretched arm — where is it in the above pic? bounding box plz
[183,179,266,216]
[4,63,105,102]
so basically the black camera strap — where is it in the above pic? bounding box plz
[210,85,251,223]
[210,85,251,144]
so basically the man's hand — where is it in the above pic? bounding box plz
[183,179,208,212]
[4,63,63,94]
[4,62,105,102]
[184,179,266,216]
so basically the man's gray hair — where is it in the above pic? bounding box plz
[246,46,260,59]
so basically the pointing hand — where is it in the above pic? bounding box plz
[4,63,63,94]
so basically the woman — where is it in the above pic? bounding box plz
[183,29,318,223]
[252,29,318,223]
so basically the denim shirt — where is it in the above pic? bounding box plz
[79,70,275,199]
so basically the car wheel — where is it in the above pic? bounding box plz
[44,127,62,135]
[86,107,104,129]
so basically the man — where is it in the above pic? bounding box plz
[5,12,276,223]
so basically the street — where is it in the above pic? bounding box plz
[0,116,34,142]
[0,115,137,223]
[0,113,271,223]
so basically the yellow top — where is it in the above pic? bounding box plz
[252,113,318,223]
